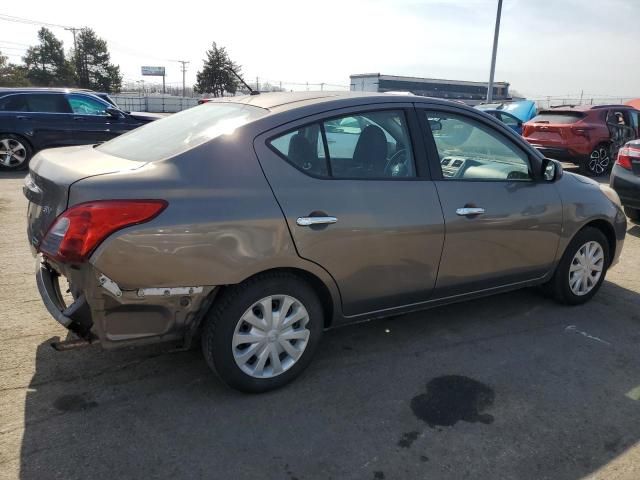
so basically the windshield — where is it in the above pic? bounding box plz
[98,103,267,161]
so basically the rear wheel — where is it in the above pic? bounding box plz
[0,134,32,171]
[201,272,324,393]
[582,143,611,177]
[547,227,609,305]
[624,206,639,223]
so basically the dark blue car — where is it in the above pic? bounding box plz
[0,88,161,171]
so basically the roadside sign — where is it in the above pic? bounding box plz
[141,66,165,76]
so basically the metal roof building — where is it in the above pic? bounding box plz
[350,73,510,104]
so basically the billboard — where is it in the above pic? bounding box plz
[141,66,165,76]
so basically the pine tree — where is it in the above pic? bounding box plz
[0,50,30,87]
[194,43,240,97]
[73,28,122,92]
[23,27,74,86]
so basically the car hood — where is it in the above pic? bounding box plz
[128,111,165,122]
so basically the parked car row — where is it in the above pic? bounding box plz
[24,92,627,392]
[476,100,640,178]
[0,88,163,170]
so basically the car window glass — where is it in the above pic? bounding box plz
[67,94,108,115]
[425,111,531,181]
[270,123,328,176]
[25,94,71,113]
[322,110,414,178]
[500,113,519,126]
[98,103,267,162]
[0,94,29,112]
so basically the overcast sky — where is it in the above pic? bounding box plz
[1,0,638,99]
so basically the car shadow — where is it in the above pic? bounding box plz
[1,171,28,180]
[628,225,640,238]
[18,282,640,479]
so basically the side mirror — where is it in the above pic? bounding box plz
[542,158,563,182]
[106,107,125,118]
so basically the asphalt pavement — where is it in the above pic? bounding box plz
[1,172,640,480]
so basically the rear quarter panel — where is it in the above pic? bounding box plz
[77,129,342,316]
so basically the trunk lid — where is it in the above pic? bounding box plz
[523,111,586,145]
[24,145,146,248]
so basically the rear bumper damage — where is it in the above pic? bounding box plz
[35,256,216,349]
[35,261,94,339]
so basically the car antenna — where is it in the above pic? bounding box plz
[226,67,260,96]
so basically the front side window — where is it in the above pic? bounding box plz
[25,94,71,113]
[67,94,109,115]
[425,111,531,181]
[269,110,415,179]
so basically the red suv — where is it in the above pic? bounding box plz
[523,105,640,176]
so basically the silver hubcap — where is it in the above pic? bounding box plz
[588,147,610,175]
[0,138,27,168]
[232,295,310,379]
[569,241,604,296]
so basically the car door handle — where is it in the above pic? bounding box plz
[16,115,29,121]
[296,216,338,226]
[456,207,485,216]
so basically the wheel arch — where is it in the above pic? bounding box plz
[569,219,617,264]
[212,267,339,329]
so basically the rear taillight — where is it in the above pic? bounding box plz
[616,145,640,171]
[39,200,168,263]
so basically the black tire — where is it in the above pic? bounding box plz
[0,134,32,171]
[547,227,610,305]
[624,206,640,223]
[201,272,324,393]
[581,143,611,177]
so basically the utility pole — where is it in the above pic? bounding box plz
[486,0,503,103]
[171,60,190,97]
[65,26,81,83]
[256,76,259,92]
[64,26,80,52]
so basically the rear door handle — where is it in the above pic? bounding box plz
[16,115,29,121]
[296,216,338,226]
[456,207,485,216]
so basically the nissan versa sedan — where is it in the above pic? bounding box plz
[24,92,626,392]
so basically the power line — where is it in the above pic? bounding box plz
[0,13,71,29]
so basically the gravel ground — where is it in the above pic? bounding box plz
[1,171,640,480]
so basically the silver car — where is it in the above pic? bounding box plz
[24,92,627,392]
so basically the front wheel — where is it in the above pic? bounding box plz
[201,272,324,393]
[547,227,609,305]
[0,134,32,171]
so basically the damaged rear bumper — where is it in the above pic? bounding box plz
[35,260,94,339]
[35,256,216,349]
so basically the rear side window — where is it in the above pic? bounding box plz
[98,103,266,161]
[530,112,584,124]
[269,110,416,179]
[0,94,29,112]
[25,94,71,113]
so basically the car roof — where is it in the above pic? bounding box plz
[205,91,473,113]
[545,104,632,112]
[0,87,103,95]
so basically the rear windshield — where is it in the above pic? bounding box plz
[530,112,585,124]
[98,103,267,161]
